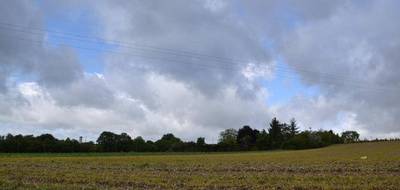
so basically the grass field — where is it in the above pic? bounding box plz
[0,141,399,190]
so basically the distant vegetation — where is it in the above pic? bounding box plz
[0,117,380,153]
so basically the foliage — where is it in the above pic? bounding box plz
[155,133,183,151]
[289,118,299,137]
[96,131,132,152]
[217,128,239,151]
[341,131,360,143]
[0,117,371,153]
[237,125,259,150]
[268,117,284,149]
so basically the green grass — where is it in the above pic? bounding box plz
[0,141,399,189]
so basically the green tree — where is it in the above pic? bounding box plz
[255,129,270,150]
[341,131,360,143]
[132,136,146,152]
[289,118,299,137]
[96,131,118,152]
[196,137,205,146]
[37,134,58,152]
[268,117,283,149]
[155,133,183,151]
[218,128,238,150]
[118,133,132,152]
[237,126,259,150]
[218,128,238,145]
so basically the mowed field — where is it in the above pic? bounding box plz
[0,141,399,190]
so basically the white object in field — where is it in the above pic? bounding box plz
[360,156,368,160]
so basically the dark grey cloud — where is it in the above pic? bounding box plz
[36,47,83,88]
[50,73,114,109]
[279,0,400,136]
[0,0,42,92]
[0,1,84,92]
[96,0,271,99]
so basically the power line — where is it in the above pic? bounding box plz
[1,30,396,94]
[4,36,396,96]
[0,21,363,80]
[0,22,378,83]
[0,22,398,93]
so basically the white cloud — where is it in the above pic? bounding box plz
[2,72,270,142]
[1,0,400,141]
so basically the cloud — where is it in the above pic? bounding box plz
[0,1,83,92]
[0,0,42,92]
[36,47,83,88]
[95,0,271,98]
[1,0,400,141]
[1,74,270,142]
[278,0,400,137]
[50,73,113,109]
[0,1,274,141]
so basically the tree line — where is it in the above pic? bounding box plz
[0,117,362,153]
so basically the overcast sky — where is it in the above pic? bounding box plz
[1,0,399,142]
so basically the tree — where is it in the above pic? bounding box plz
[341,131,360,143]
[281,123,291,141]
[196,137,205,146]
[0,119,353,153]
[282,130,323,150]
[218,128,238,150]
[237,126,259,150]
[145,140,157,152]
[118,133,132,152]
[282,131,311,150]
[97,131,119,152]
[255,130,270,150]
[37,134,58,152]
[289,118,299,137]
[96,132,133,152]
[132,136,147,152]
[155,133,182,151]
[218,129,238,145]
[268,117,284,148]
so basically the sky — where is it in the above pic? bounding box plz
[1,0,400,142]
